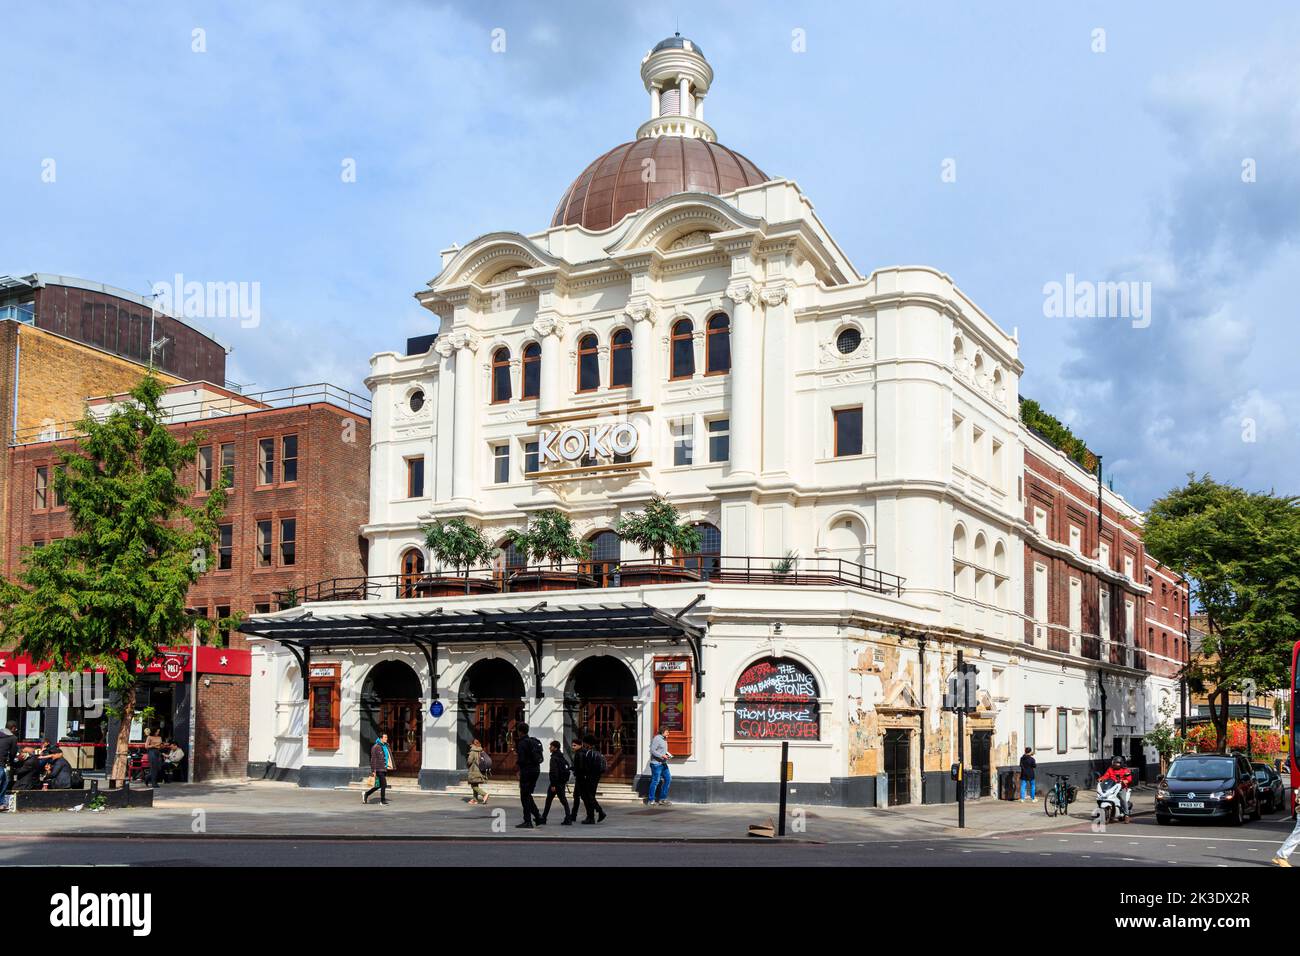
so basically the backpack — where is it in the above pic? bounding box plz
[478,751,493,775]
[525,736,544,769]
[555,755,571,786]
[589,749,608,776]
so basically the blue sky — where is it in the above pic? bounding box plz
[2,1,1297,507]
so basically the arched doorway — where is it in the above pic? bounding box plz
[458,658,526,778]
[564,656,638,782]
[360,660,423,776]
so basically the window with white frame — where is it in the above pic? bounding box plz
[1099,539,1111,569]
[1069,525,1082,554]
[1099,587,1111,641]
[1069,577,1082,635]
[707,417,730,463]
[671,418,694,467]
[1125,598,1135,642]
[952,415,964,468]
[990,439,1003,490]
[1033,563,1048,626]
[492,443,510,484]
[1123,553,1134,580]
[971,426,985,477]
[1056,708,1068,753]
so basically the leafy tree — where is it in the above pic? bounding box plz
[0,375,227,782]
[421,517,497,577]
[1143,697,1185,771]
[505,509,589,569]
[1145,475,1300,753]
[614,496,701,565]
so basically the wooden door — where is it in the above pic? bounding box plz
[578,698,637,782]
[379,700,422,775]
[471,699,525,778]
[883,729,911,806]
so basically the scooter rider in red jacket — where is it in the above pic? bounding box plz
[1098,756,1134,822]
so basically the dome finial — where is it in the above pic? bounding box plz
[639,34,715,142]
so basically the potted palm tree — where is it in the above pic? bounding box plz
[418,517,500,596]
[614,497,703,587]
[504,510,595,591]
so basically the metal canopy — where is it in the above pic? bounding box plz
[237,599,707,701]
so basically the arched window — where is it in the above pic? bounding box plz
[974,532,991,602]
[952,335,965,369]
[705,313,731,374]
[491,347,511,404]
[993,540,1008,607]
[521,342,541,400]
[953,525,971,598]
[585,530,621,587]
[734,657,820,740]
[399,548,425,599]
[670,319,694,380]
[577,333,600,392]
[679,521,720,580]
[610,328,632,388]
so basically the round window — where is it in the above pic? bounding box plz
[408,390,425,412]
[836,328,861,355]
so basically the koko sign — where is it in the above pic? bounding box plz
[538,422,638,465]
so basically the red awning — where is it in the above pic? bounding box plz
[0,646,250,677]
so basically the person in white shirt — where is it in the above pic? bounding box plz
[645,731,673,806]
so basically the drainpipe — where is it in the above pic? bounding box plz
[917,634,927,804]
[1095,454,1104,543]
[1098,672,1109,769]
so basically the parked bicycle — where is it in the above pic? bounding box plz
[1043,772,1078,817]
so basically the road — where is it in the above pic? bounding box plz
[2,809,1293,867]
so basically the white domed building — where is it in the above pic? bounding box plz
[243,37,1173,805]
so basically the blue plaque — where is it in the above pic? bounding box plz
[430,699,444,718]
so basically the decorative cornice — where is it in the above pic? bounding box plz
[434,330,479,356]
[622,297,659,325]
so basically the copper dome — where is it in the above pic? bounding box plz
[550,138,769,231]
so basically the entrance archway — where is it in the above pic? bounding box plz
[564,656,638,782]
[458,658,526,779]
[360,660,423,776]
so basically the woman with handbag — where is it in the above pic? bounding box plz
[363,732,392,805]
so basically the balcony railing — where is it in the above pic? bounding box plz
[273,554,906,608]
[0,304,35,324]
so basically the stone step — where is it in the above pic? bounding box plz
[344,778,644,801]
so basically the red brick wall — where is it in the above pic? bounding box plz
[1022,448,1186,679]
[194,674,250,780]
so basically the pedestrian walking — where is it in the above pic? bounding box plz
[363,732,393,805]
[1274,806,1300,866]
[0,721,18,810]
[578,733,606,824]
[466,738,491,805]
[566,738,585,823]
[1018,747,1036,801]
[514,722,544,829]
[144,726,165,788]
[645,729,673,805]
[540,740,572,825]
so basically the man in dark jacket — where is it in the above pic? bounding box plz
[540,739,571,825]
[514,722,544,829]
[41,749,73,790]
[12,747,41,791]
[578,733,606,824]
[1018,747,1037,801]
[363,733,392,805]
[566,738,585,824]
[0,721,18,809]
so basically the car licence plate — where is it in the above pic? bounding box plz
[1179,801,1205,809]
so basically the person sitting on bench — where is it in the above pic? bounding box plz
[13,747,42,791]
[40,749,73,790]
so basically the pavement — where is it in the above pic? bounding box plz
[0,778,1163,844]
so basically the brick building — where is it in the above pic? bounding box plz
[3,381,370,779]
[1020,425,1188,776]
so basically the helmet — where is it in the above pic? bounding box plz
[1110,756,1124,768]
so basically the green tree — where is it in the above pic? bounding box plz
[1145,475,1300,753]
[505,509,589,569]
[421,517,497,577]
[614,496,701,565]
[1143,697,1185,772]
[0,375,227,782]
